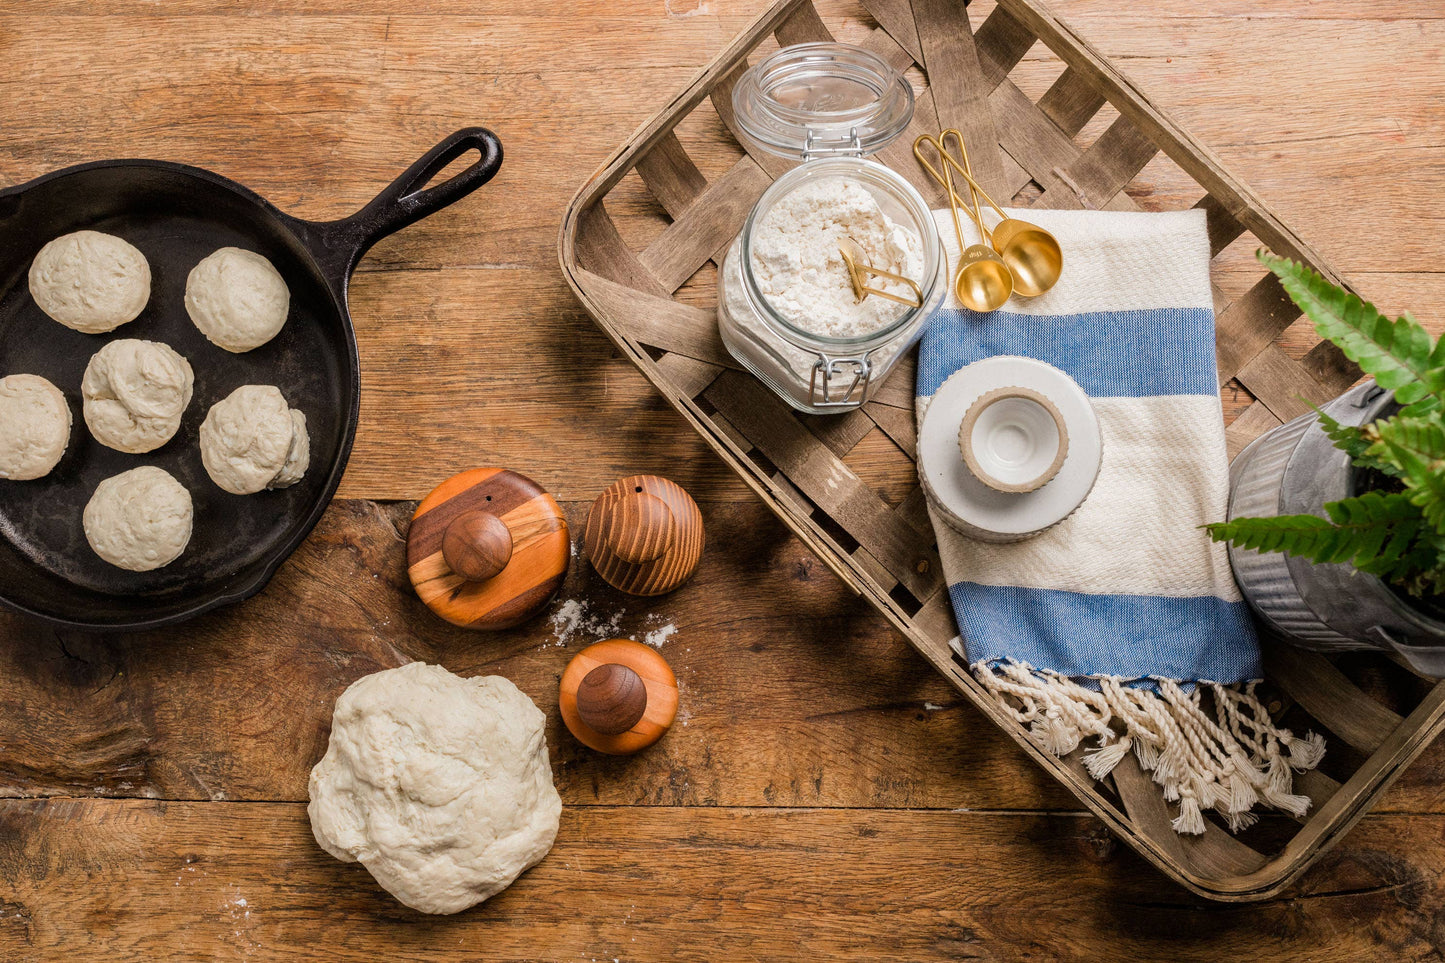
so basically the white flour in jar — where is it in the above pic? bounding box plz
[749,176,924,338]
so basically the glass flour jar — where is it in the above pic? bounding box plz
[718,42,946,413]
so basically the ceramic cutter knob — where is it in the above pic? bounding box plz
[407,468,570,630]
[584,475,703,596]
[958,386,1069,494]
[559,639,678,754]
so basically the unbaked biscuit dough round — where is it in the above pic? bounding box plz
[83,466,193,571]
[29,231,151,333]
[199,385,307,494]
[82,339,194,454]
[271,409,310,489]
[0,374,71,480]
[185,247,290,352]
[308,664,562,915]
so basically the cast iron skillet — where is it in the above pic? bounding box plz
[0,127,502,631]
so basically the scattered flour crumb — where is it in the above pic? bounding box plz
[924,702,945,711]
[643,623,677,648]
[547,599,625,647]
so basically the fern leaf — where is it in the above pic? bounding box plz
[1395,529,1445,598]
[1207,491,1424,576]
[1322,492,1428,578]
[1259,252,1445,404]
[1368,417,1445,534]
[1399,393,1441,421]
[1314,404,1392,473]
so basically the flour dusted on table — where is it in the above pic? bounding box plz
[749,176,923,338]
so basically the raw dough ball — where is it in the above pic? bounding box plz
[29,230,151,333]
[82,339,194,454]
[271,409,310,489]
[82,466,193,571]
[308,663,562,915]
[184,247,290,352]
[0,374,71,480]
[199,385,307,494]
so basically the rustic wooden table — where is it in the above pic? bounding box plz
[1,1,1441,959]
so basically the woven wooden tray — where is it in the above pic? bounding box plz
[558,0,1445,901]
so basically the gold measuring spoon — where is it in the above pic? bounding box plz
[913,132,1012,313]
[837,237,924,308]
[931,131,1064,297]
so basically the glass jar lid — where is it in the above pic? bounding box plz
[732,42,915,160]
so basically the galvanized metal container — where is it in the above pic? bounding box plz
[1228,380,1445,674]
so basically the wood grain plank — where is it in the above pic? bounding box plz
[1197,192,1249,257]
[7,800,1445,961]
[773,0,834,46]
[1035,65,1108,136]
[705,372,942,601]
[654,352,725,400]
[1236,343,1339,423]
[859,0,926,64]
[973,4,1040,78]
[0,499,1071,813]
[1214,272,1303,384]
[1224,401,1284,460]
[569,268,732,367]
[709,61,800,182]
[1033,114,1160,210]
[574,201,672,297]
[911,0,1009,197]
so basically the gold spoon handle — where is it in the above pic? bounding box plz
[936,129,1010,221]
[838,241,924,307]
[940,129,995,251]
[913,134,991,248]
[941,129,986,234]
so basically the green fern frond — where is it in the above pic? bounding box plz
[1395,529,1445,598]
[1399,394,1442,420]
[1368,417,1445,534]
[1207,491,1425,578]
[1323,492,1429,580]
[1260,252,1445,405]
[1314,404,1393,474]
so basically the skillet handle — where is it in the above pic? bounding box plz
[305,127,503,281]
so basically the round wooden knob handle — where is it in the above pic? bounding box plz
[584,475,704,596]
[608,491,675,564]
[408,468,570,630]
[441,510,513,582]
[576,663,648,735]
[559,639,678,755]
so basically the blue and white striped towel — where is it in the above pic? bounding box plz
[918,207,1323,834]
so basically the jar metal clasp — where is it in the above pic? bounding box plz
[801,126,865,162]
[810,352,874,407]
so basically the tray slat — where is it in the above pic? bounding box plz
[913,0,1009,194]
[635,132,709,217]
[1264,645,1405,754]
[559,0,1445,901]
[1037,66,1108,136]
[1215,273,1301,383]
[637,157,770,292]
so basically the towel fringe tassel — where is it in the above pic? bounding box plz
[972,658,1326,836]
